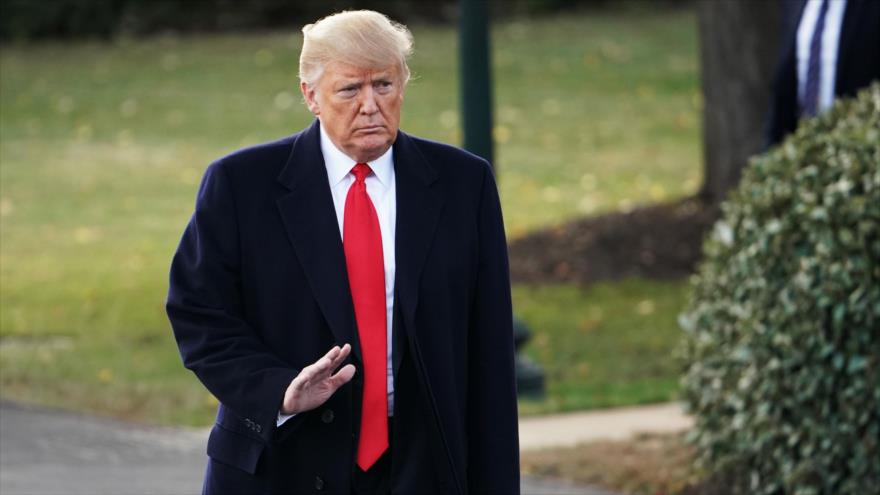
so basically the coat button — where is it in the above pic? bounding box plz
[321,409,334,424]
[314,476,324,491]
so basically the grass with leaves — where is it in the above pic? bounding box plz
[1,8,698,425]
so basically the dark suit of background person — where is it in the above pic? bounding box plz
[766,0,880,147]
[165,116,520,493]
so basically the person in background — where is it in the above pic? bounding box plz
[766,0,879,147]
[166,10,520,495]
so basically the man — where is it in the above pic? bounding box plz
[766,0,879,146]
[166,10,520,495]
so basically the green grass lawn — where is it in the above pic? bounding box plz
[0,8,699,425]
[516,280,689,415]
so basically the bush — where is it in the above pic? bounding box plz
[679,83,880,494]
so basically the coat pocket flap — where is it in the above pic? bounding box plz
[207,424,265,475]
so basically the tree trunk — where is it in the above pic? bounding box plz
[698,0,782,203]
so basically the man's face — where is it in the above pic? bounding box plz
[301,61,404,163]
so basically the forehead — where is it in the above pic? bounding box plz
[322,62,398,82]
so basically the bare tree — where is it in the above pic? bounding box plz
[698,0,781,203]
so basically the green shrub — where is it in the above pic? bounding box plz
[679,83,880,494]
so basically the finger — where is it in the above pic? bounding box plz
[321,345,341,362]
[328,343,351,368]
[294,345,343,391]
[311,361,330,380]
[339,343,351,359]
[314,347,338,372]
[310,346,341,379]
[329,364,356,388]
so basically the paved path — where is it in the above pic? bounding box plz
[1,401,206,495]
[0,401,619,495]
[519,402,693,451]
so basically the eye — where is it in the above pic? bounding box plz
[338,86,358,97]
[374,80,394,94]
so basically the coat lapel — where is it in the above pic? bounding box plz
[393,132,444,351]
[275,125,444,367]
[276,120,361,361]
[835,0,862,91]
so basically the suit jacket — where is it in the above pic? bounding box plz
[766,0,880,147]
[166,120,520,494]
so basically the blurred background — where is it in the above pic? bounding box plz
[7,0,873,494]
[1,0,705,421]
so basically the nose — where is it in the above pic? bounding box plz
[358,85,378,115]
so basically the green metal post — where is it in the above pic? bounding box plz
[459,1,544,397]
[459,0,494,169]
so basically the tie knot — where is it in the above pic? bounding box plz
[352,163,372,183]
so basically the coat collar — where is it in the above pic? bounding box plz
[277,120,437,189]
[319,123,395,190]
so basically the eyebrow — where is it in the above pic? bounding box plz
[336,80,362,90]
[335,73,395,89]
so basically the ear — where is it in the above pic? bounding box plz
[301,81,320,115]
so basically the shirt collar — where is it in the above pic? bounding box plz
[319,121,394,188]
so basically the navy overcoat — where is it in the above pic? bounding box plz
[166,120,520,494]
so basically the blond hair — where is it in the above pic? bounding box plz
[299,10,414,88]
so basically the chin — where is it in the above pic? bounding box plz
[353,137,392,161]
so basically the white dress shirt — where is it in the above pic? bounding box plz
[278,124,397,426]
[797,0,847,113]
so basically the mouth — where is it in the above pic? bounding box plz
[355,125,385,133]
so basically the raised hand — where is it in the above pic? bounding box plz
[281,344,356,415]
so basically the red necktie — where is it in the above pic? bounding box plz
[343,163,388,471]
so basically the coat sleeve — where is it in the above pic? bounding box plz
[466,162,521,493]
[166,160,298,442]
